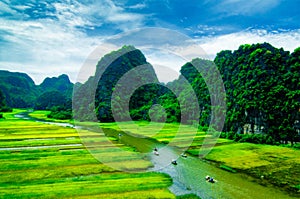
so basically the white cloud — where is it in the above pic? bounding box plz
[127,3,147,9]
[143,50,184,83]
[0,0,149,84]
[198,29,300,59]
[107,13,142,22]
[52,0,145,30]
[0,15,99,84]
[213,0,281,16]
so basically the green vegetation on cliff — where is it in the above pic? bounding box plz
[214,43,300,145]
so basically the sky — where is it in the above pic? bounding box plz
[0,0,300,84]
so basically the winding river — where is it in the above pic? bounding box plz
[15,112,297,199]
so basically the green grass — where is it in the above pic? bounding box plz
[0,172,173,198]
[28,110,51,119]
[2,108,27,119]
[28,110,74,123]
[204,142,300,191]
[0,111,174,198]
[97,121,231,150]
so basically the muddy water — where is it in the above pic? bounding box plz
[15,113,297,199]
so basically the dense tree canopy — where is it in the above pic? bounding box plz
[39,74,73,98]
[214,43,300,144]
[35,91,67,110]
[0,89,11,113]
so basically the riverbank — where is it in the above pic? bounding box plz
[196,143,300,196]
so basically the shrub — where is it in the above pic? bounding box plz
[224,132,278,145]
[220,132,227,138]
[226,131,235,140]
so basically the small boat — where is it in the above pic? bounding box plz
[153,151,159,156]
[181,153,187,158]
[205,175,217,183]
[171,159,177,165]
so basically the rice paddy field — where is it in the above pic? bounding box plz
[7,110,300,197]
[0,110,176,198]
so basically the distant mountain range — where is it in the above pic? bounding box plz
[0,70,73,108]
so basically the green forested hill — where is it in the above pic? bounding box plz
[73,45,161,122]
[155,43,299,144]
[0,70,39,108]
[214,43,300,144]
[0,70,73,111]
[39,74,73,97]
[35,74,73,110]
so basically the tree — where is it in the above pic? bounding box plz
[35,91,67,110]
[0,89,12,112]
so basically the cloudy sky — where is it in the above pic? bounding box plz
[1,0,300,84]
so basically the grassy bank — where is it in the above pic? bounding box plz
[0,110,175,198]
[28,110,74,123]
[203,143,300,193]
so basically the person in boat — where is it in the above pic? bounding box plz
[205,175,216,183]
[181,153,187,158]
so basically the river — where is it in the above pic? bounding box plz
[15,112,297,199]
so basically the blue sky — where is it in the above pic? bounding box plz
[0,0,300,83]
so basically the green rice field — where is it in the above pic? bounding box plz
[10,109,300,197]
[0,110,176,198]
